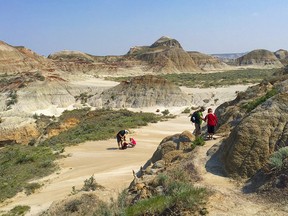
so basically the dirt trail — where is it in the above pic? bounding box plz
[192,138,287,216]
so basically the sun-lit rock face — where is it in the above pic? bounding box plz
[0,41,56,74]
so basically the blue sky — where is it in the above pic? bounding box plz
[1,0,288,56]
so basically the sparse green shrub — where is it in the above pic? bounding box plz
[269,147,288,170]
[6,90,18,108]
[81,175,104,192]
[92,202,114,216]
[242,88,278,112]
[35,72,45,81]
[32,113,39,119]
[2,205,30,216]
[125,195,171,216]
[182,107,191,114]
[191,136,205,149]
[125,169,207,215]
[75,92,93,104]
[0,145,58,202]
[65,200,83,213]
[161,109,170,116]
[24,182,42,195]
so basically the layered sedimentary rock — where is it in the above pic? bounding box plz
[0,41,56,74]
[216,66,288,178]
[89,75,191,108]
[188,51,229,70]
[235,49,283,68]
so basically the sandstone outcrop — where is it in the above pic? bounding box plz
[88,75,191,108]
[274,49,288,65]
[235,49,283,68]
[216,66,288,178]
[0,117,39,145]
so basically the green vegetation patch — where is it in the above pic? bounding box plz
[191,136,206,149]
[161,69,277,88]
[242,88,278,112]
[1,205,31,216]
[106,68,277,88]
[0,145,57,202]
[269,147,288,170]
[42,108,162,147]
[125,169,207,216]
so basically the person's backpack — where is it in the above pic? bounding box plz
[190,112,198,123]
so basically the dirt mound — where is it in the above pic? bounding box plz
[88,75,191,108]
[235,49,283,68]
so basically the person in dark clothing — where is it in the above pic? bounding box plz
[191,106,205,137]
[116,129,128,149]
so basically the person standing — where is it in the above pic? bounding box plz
[116,129,128,149]
[191,106,205,137]
[204,108,218,140]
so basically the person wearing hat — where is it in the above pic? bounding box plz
[116,129,129,149]
[192,106,205,137]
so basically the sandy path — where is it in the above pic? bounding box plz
[192,139,288,215]
[0,113,193,215]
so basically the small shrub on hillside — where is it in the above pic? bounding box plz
[242,88,278,112]
[2,205,30,216]
[125,169,207,215]
[161,109,170,116]
[269,147,288,170]
[65,200,83,213]
[35,72,45,81]
[182,107,191,114]
[191,137,205,149]
[81,175,104,192]
[24,182,42,195]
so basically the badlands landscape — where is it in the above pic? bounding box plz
[0,36,288,215]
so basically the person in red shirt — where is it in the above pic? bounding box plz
[128,137,137,148]
[204,108,218,140]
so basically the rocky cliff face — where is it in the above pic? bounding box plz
[215,66,288,178]
[235,49,283,68]
[88,75,191,108]
[0,41,57,74]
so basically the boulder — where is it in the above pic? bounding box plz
[221,92,288,178]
